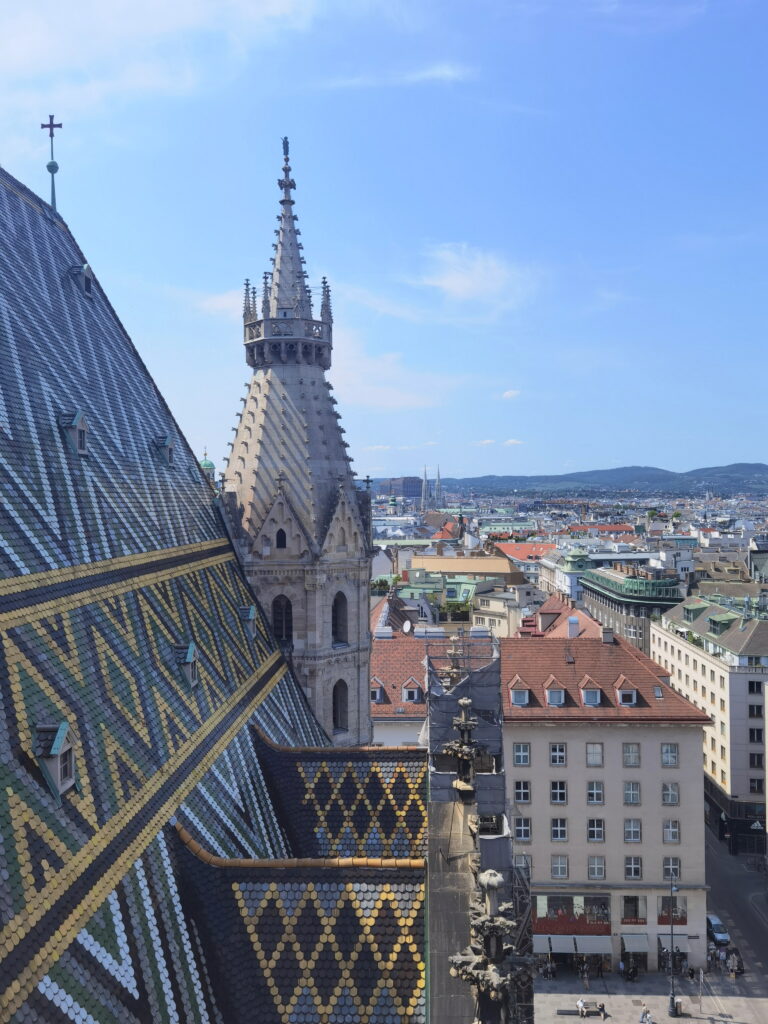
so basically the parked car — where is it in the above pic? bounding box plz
[706,914,731,946]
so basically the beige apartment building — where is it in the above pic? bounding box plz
[650,595,767,848]
[500,634,710,972]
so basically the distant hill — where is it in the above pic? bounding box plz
[424,463,768,496]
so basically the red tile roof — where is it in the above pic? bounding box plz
[498,637,709,723]
[370,634,428,718]
[494,542,555,561]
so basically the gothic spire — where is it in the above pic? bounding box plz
[321,276,333,324]
[267,138,312,319]
[421,466,428,512]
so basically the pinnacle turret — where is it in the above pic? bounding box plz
[242,140,333,372]
[268,137,312,319]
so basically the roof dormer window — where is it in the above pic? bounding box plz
[583,688,601,707]
[35,722,77,801]
[371,685,384,703]
[403,682,421,703]
[511,689,530,706]
[153,435,174,466]
[58,410,89,455]
[547,689,565,707]
[70,263,95,298]
[239,604,258,639]
[175,642,200,687]
[618,689,637,706]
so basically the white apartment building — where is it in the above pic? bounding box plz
[650,595,767,847]
[472,584,546,637]
[500,635,710,972]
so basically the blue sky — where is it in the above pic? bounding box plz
[1,0,766,480]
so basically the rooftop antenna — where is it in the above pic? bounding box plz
[40,114,62,212]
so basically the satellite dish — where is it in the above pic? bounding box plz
[402,620,412,634]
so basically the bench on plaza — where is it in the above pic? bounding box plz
[557,1002,603,1018]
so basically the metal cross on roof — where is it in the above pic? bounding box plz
[40,114,62,212]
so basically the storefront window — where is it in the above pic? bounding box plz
[621,894,646,924]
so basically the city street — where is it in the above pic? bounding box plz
[705,827,768,999]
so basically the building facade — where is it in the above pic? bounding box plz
[650,594,767,845]
[500,636,710,972]
[582,564,685,655]
[222,141,373,745]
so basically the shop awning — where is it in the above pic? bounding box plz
[621,933,649,953]
[657,933,689,953]
[574,935,613,954]
[550,935,577,954]
[533,935,551,954]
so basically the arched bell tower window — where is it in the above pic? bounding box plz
[272,595,292,644]
[333,679,348,733]
[276,529,287,549]
[331,591,348,645]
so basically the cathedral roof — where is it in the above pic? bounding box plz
[0,163,424,1023]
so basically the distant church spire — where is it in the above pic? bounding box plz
[421,466,428,512]
[268,137,312,319]
[435,465,442,508]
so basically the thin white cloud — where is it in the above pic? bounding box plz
[321,62,474,90]
[331,327,463,410]
[503,439,524,446]
[502,389,521,399]
[193,288,243,321]
[363,444,392,451]
[419,243,539,309]
[474,439,496,447]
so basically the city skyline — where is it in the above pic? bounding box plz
[2,0,766,478]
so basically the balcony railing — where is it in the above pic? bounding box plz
[532,914,610,935]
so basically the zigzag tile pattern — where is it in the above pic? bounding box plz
[0,166,426,1024]
[178,855,426,1024]
[254,739,428,858]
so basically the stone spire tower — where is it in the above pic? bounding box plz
[421,466,429,512]
[222,139,373,745]
[435,465,442,509]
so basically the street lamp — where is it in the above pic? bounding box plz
[667,869,679,1017]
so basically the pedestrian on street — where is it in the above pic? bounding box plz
[598,1002,606,1020]
[577,998,586,1018]
[619,959,625,980]
[639,1002,647,1022]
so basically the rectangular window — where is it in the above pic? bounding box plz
[622,894,646,923]
[663,857,681,881]
[587,780,604,805]
[59,746,74,784]
[624,818,641,842]
[661,743,679,767]
[749,705,764,719]
[750,753,765,769]
[551,817,568,841]
[514,817,531,841]
[749,728,764,743]
[551,855,569,879]
[586,742,603,767]
[550,780,568,804]
[513,743,530,766]
[710,737,716,752]
[663,819,680,843]
[550,743,567,766]
[750,778,764,794]
[588,818,605,842]
[514,779,531,803]
[748,680,763,694]
[623,742,641,767]
[514,854,532,873]
[624,781,641,805]
[625,856,642,880]
[720,699,725,712]
[588,856,605,880]
[662,782,679,805]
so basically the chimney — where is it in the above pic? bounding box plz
[567,616,579,639]
[601,627,614,644]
